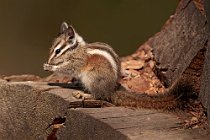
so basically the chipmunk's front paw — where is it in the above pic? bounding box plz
[72,91,93,100]
[43,63,51,71]
[43,63,58,71]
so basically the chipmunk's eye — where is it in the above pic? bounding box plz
[69,35,74,39]
[55,48,61,55]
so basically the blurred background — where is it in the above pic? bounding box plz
[0,0,178,76]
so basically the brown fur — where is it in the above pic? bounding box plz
[80,53,119,101]
[111,90,181,110]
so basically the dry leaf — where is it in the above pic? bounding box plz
[121,60,144,70]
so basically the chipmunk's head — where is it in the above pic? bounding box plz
[47,22,86,66]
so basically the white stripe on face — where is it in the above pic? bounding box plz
[48,41,64,63]
[48,34,86,64]
[57,44,71,57]
[48,39,77,63]
[87,48,118,78]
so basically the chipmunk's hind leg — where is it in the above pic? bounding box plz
[88,76,116,101]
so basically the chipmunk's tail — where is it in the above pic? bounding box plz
[111,84,189,110]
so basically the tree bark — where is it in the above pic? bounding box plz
[145,0,208,88]
[200,0,210,126]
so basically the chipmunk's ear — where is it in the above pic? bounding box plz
[60,22,75,38]
[60,22,69,34]
[65,25,75,39]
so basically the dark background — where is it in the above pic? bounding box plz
[0,0,178,76]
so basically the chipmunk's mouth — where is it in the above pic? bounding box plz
[44,58,66,71]
[54,61,64,66]
[47,59,64,66]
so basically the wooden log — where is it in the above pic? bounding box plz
[0,81,72,139]
[200,0,210,126]
[144,0,208,87]
[0,81,106,139]
[0,81,209,140]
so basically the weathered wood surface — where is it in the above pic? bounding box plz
[200,0,210,126]
[63,107,209,140]
[0,80,209,140]
[144,0,208,87]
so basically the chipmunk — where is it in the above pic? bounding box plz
[44,22,183,110]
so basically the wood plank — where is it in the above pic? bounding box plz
[61,107,210,140]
